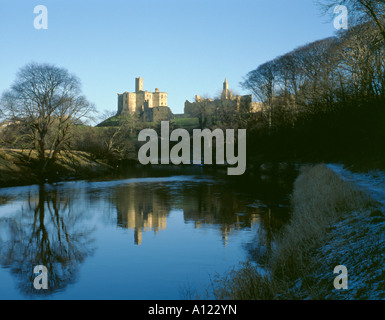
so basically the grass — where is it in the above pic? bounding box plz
[174,117,199,128]
[0,148,111,187]
[270,164,372,281]
[205,164,378,300]
[96,115,200,132]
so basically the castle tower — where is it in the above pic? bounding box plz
[117,77,170,119]
[222,78,230,100]
[223,78,228,91]
[135,77,143,92]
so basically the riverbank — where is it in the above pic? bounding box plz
[0,149,112,188]
[209,164,385,300]
[0,147,299,192]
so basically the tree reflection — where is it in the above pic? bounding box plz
[0,184,95,297]
[243,206,290,266]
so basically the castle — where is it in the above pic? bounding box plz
[116,77,261,123]
[184,78,262,117]
[117,77,172,122]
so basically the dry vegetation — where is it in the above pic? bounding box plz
[270,164,372,281]
[0,148,111,187]
[206,164,381,300]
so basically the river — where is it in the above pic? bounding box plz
[0,171,292,299]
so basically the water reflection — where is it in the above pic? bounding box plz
[0,175,290,298]
[114,183,171,245]
[0,185,95,297]
[112,179,288,247]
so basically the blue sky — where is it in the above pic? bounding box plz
[0,0,337,118]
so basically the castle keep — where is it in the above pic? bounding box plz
[117,77,172,122]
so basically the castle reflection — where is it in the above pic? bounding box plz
[114,183,171,245]
[113,179,287,246]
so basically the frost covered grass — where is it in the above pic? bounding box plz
[208,164,382,300]
[285,207,385,299]
[270,164,373,282]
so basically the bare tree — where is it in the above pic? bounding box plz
[97,109,116,124]
[241,60,277,106]
[100,113,138,161]
[0,63,95,173]
[241,60,279,133]
[318,0,385,41]
[189,95,215,129]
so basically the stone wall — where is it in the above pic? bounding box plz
[184,94,253,117]
[141,106,173,122]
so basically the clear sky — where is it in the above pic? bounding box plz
[0,0,337,118]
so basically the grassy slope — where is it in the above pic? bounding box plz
[97,115,200,131]
[208,164,384,300]
[174,117,199,128]
[0,148,112,187]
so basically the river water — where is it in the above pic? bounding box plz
[0,173,290,299]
